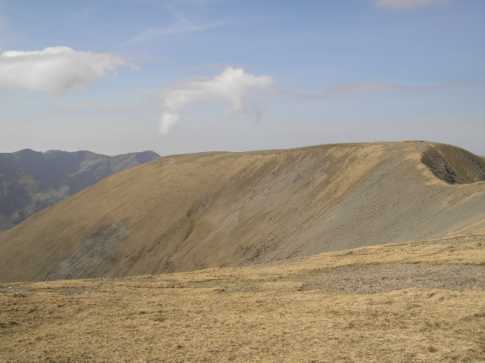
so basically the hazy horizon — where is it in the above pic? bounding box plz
[1,138,484,158]
[1,0,484,155]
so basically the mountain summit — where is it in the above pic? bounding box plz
[0,141,483,282]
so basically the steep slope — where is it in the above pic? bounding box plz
[0,141,484,282]
[421,143,485,184]
[0,149,159,230]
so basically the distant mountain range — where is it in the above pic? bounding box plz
[0,149,159,230]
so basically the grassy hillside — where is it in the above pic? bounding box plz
[0,141,484,282]
[0,149,159,230]
[1,234,484,362]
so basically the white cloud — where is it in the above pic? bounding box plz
[126,16,227,46]
[376,0,445,9]
[0,46,126,93]
[160,67,273,134]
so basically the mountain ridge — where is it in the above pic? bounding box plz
[0,141,484,282]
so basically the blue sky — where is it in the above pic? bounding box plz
[0,0,484,155]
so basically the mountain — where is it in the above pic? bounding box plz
[0,149,159,230]
[0,141,484,282]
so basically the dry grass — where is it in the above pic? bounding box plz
[2,141,485,283]
[1,234,484,362]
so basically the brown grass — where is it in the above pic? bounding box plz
[1,141,485,283]
[1,234,484,362]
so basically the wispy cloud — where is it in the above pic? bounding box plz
[0,14,6,31]
[279,80,485,99]
[0,47,126,94]
[375,0,446,9]
[324,81,476,95]
[158,74,482,134]
[0,14,10,45]
[160,67,273,134]
[126,14,228,46]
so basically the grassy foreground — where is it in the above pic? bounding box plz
[1,234,484,362]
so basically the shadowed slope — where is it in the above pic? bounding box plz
[421,143,485,184]
[0,141,484,282]
[0,149,159,230]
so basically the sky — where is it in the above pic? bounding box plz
[0,0,484,156]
